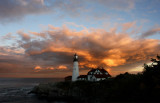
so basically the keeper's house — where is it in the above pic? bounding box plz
[78,67,111,81]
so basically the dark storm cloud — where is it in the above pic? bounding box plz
[0,45,69,75]
[0,0,136,23]
[0,54,31,73]
[140,27,160,38]
[0,0,50,22]
[0,0,84,22]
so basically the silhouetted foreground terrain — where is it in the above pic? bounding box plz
[31,55,160,103]
[0,78,63,103]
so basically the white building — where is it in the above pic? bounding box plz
[78,68,111,81]
[72,53,79,81]
[65,54,111,82]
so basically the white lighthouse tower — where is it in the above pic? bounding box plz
[72,53,79,81]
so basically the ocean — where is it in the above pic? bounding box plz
[0,78,64,103]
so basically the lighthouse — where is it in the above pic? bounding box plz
[72,53,79,81]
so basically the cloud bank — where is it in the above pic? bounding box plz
[0,24,160,77]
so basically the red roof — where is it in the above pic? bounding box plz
[87,68,96,74]
[87,68,110,75]
[99,69,108,73]
[78,75,87,78]
[94,74,110,78]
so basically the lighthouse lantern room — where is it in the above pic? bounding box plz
[72,53,79,81]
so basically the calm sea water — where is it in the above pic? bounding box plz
[0,78,64,103]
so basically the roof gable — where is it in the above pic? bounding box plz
[78,75,87,78]
[87,68,110,75]
[94,74,111,78]
[87,68,96,75]
[99,69,108,73]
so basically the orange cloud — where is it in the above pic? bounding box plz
[58,65,67,70]
[1,24,160,77]
[34,66,42,70]
[19,24,160,70]
[34,66,42,72]
[122,21,136,32]
[34,66,56,72]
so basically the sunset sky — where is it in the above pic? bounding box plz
[0,0,160,78]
